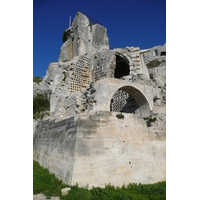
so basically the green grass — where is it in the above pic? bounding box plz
[33,160,166,200]
[33,160,67,199]
[60,185,92,200]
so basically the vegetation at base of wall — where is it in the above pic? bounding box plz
[116,113,124,119]
[33,76,42,84]
[33,93,50,119]
[33,160,166,200]
[60,185,92,200]
[61,182,166,200]
[33,160,68,199]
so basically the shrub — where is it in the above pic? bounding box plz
[146,117,157,127]
[127,182,166,200]
[33,76,42,84]
[116,113,124,119]
[62,72,67,82]
[33,93,50,119]
[149,117,157,123]
[33,160,67,198]
[90,23,93,32]
[90,184,134,200]
[60,185,92,200]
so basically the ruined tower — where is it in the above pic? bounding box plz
[33,11,166,188]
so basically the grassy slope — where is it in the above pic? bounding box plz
[33,160,166,200]
[33,160,67,198]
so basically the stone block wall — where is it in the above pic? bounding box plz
[33,117,77,184]
[33,111,165,188]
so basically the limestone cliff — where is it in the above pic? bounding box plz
[59,11,109,62]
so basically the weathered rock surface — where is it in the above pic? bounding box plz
[58,11,109,62]
[143,44,166,107]
[61,187,71,196]
[145,56,166,69]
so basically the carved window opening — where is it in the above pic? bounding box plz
[114,55,129,79]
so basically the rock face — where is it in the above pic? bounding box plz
[143,44,166,132]
[143,44,166,106]
[59,11,109,62]
[33,11,166,188]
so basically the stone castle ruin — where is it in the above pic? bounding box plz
[33,11,166,188]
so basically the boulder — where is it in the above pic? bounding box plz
[61,187,71,196]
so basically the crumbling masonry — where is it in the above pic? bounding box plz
[33,11,166,188]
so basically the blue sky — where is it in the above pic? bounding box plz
[33,0,166,78]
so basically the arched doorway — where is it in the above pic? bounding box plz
[110,90,139,114]
[114,54,130,79]
[110,86,150,118]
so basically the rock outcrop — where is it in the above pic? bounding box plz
[59,11,109,62]
[143,44,166,132]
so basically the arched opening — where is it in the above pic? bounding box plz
[110,86,150,118]
[110,90,139,114]
[114,55,129,79]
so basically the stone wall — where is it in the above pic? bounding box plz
[33,111,166,188]
[33,117,77,184]
[69,55,91,93]
[93,78,154,118]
